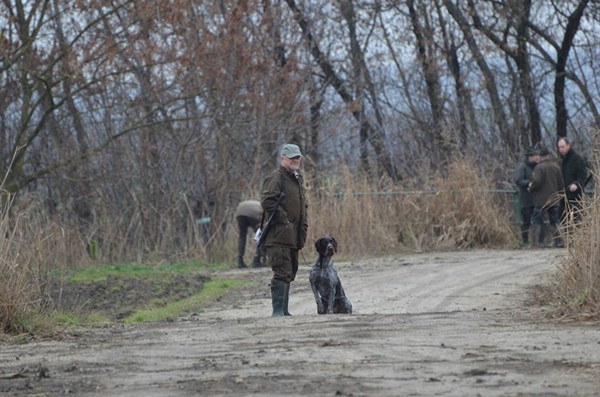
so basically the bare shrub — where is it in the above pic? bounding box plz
[2,158,518,273]
[308,169,404,257]
[288,159,516,261]
[0,196,45,334]
[0,193,93,334]
[537,191,600,318]
[424,159,516,250]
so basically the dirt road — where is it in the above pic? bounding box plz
[2,249,600,396]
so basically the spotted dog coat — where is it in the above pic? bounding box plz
[309,236,352,314]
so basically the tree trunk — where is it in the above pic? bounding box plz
[554,0,589,139]
[407,0,447,160]
[444,0,513,152]
[434,0,476,150]
[284,0,398,180]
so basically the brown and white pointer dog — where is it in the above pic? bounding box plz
[309,236,352,314]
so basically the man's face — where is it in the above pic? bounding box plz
[281,155,301,171]
[527,155,537,164]
[557,140,570,157]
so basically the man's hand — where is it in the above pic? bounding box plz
[569,183,578,192]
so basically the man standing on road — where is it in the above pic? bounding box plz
[234,200,265,269]
[513,147,538,248]
[260,144,308,317]
[528,147,564,248]
[557,137,589,224]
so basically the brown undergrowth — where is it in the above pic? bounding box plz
[536,192,600,320]
[306,158,516,258]
[1,158,517,335]
[0,195,49,335]
[534,134,600,320]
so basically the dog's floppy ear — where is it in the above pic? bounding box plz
[315,238,324,253]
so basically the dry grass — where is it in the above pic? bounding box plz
[425,160,516,250]
[0,196,46,334]
[1,159,518,267]
[0,194,88,335]
[537,191,600,319]
[533,138,600,320]
[0,158,519,334]
[303,159,516,259]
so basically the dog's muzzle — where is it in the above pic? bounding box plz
[326,243,335,255]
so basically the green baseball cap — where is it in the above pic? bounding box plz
[280,144,303,158]
[538,146,550,156]
[525,146,537,156]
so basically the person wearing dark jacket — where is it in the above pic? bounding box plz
[528,147,564,248]
[513,147,538,247]
[234,200,265,269]
[260,143,308,317]
[557,137,589,223]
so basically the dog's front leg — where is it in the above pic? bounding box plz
[310,280,325,314]
[325,279,336,314]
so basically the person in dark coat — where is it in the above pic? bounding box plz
[234,200,265,269]
[260,143,308,317]
[528,147,564,248]
[513,147,538,247]
[557,137,590,223]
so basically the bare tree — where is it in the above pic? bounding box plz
[524,0,599,139]
[443,0,514,153]
[466,0,542,148]
[284,0,398,180]
[0,0,140,194]
[433,0,478,150]
[2,0,600,263]
[405,0,448,161]
[552,0,590,139]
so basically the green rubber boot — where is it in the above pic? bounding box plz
[270,279,286,317]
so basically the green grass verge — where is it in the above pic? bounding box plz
[122,279,248,323]
[61,260,227,283]
[50,311,110,327]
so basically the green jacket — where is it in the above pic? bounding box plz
[260,166,308,249]
[529,159,563,208]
